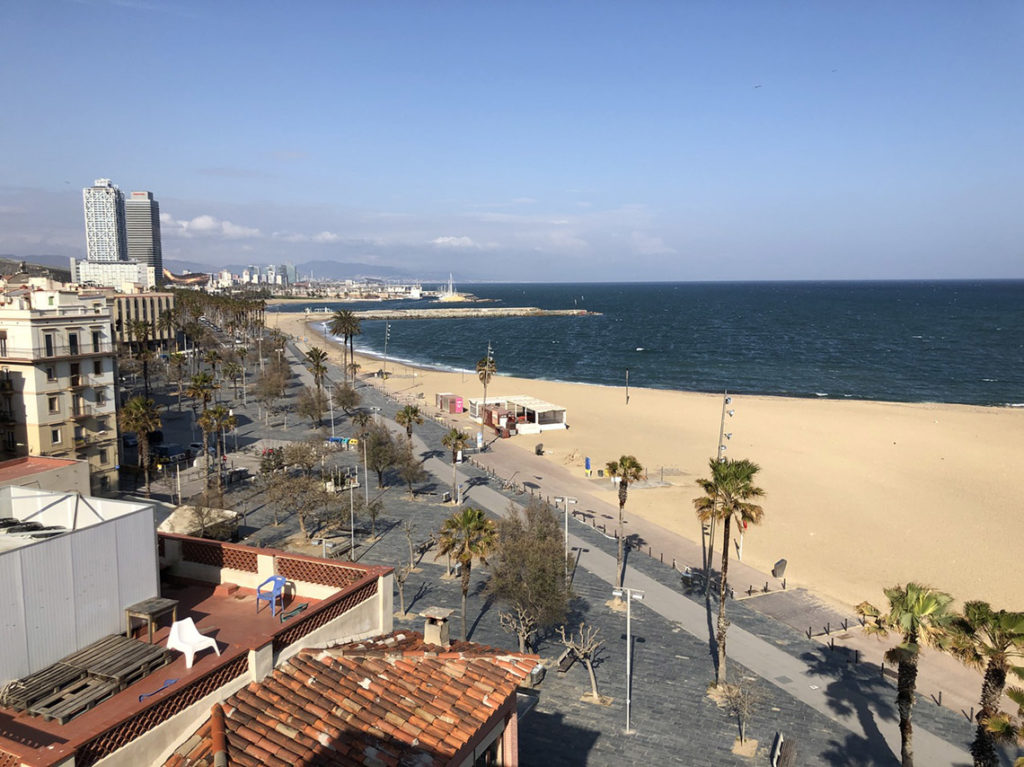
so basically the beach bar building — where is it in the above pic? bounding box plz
[436,392,464,413]
[471,395,568,434]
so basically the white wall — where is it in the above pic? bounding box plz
[0,506,158,682]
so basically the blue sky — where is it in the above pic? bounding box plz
[1,1,1022,280]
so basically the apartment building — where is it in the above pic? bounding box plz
[0,288,119,493]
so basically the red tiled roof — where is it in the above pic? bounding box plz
[0,456,81,482]
[165,631,539,766]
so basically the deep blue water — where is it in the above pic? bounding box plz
[274,281,1024,406]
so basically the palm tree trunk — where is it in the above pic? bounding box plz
[715,514,732,686]
[460,564,472,641]
[141,440,151,498]
[451,458,458,503]
[203,431,211,488]
[972,661,1006,767]
[897,655,919,767]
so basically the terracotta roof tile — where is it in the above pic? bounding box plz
[165,631,539,766]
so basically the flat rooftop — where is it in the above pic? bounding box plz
[0,456,81,483]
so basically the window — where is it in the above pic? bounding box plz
[51,427,61,445]
[93,359,103,375]
[92,330,102,351]
[98,448,108,465]
[44,334,55,357]
[45,366,57,382]
[68,333,79,356]
[48,395,60,414]
[0,330,6,356]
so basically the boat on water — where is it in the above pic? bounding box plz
[436,273,466,303]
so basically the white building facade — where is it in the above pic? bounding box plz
[82,178,127,262]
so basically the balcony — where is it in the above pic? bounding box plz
[0,341,114,362]
[70,404,94,420]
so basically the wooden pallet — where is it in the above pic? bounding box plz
[0,663,85,712]
[29,677,118,724]
[64,635,169,689]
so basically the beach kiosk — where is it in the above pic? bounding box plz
[435,392,464,414]
[476,395,567,435]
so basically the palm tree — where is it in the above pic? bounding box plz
[168,352,187,411]
[203,349,221,399]
[222,361,243,400]
[186,372,218,414]
[127,319,152,395]
[948,602,1024,766]
[156,308,178,352]
[475,345,496,414]
[327,310,361,382]
[857,583,955,767]
[305,346,328,391]
[395,405,423,441]
[693,457,764,685]
[605,455,644,590]
[441,428,469,503]
[119,396,161,497]
[327,309,350,371]
[436,506,498,641]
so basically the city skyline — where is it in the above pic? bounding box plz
[1,2,1022,281]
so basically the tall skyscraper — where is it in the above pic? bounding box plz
[82,179,127,262]
[125,191,163,278]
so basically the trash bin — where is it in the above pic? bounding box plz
[535,443,544,456]
[772,559,788,579]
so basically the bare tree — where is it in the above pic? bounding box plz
[499,604,539,653]
[402,521,417,569]
[394,563,410,617]
[723,678,762,745]
[557,623,606,702]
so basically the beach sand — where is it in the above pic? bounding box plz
[274,310,1024,612]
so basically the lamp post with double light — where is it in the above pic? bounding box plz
[554,496,577,582]
[703,392,734,594]
[612,586,644,734]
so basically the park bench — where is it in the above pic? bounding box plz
[555,648,576,673]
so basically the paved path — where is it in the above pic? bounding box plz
[289,330,978,765]
[415,448,973,766]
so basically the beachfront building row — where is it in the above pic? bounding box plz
[0,287,119,493]
[0,484,534,766]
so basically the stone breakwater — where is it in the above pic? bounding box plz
[349,307,599,320]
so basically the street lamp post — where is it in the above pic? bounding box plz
[704,392,734,591]
[611,586,644,734]
[328,388,335,439]
[554,496,578,582]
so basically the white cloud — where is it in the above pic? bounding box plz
[431,235,480,249]
[160,212,261,239]
[630,231,675,256]
[270,230,342,243]
[312,231,341,243]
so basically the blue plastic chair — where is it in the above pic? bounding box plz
[256,575,287,617]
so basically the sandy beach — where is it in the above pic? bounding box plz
[274,310,1024,613]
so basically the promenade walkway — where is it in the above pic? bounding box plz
[287,333,979,765]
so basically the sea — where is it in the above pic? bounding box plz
[271,281,1024,407]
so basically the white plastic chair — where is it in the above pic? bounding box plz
[166,618,221,668]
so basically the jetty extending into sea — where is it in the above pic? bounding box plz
[347,306,598,320]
